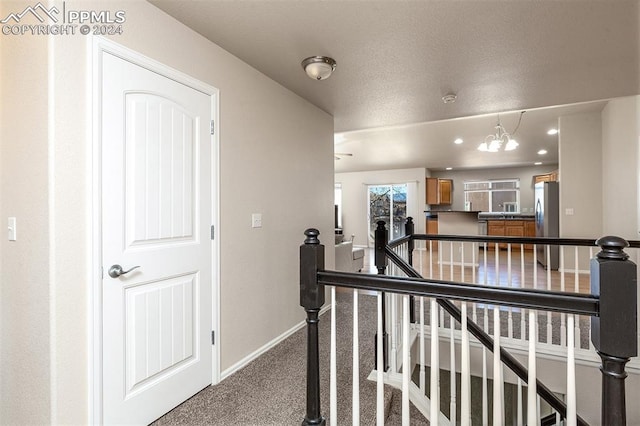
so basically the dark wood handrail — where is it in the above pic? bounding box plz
[387,232,640,249]
[317,269,599,316]
[381,246,589,426]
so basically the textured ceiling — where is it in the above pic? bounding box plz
[150,0,639,171]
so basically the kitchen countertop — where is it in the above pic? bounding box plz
[425,210,480,219]
[478,212,535,220]
[425,211,535,220]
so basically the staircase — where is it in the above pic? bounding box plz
[299,222,639,425]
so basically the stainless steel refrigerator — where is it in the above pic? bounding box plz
[535,181,559,270]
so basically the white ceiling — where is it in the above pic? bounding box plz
[150,0,639,172]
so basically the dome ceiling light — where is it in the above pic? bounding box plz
[301,56,337,80]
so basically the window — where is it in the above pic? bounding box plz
[368,184,407,242]
[464,179,520,213]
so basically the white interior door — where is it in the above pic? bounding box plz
[101,51,215,425]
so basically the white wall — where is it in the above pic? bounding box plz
[335,168,426,246]
[602,96,639,240]
[1,0,334,423]
[430,165,559,213]
[558,111,603,238]
[0,2,51,423]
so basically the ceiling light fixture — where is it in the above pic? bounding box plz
[547,129,558,135]
[454,138,463,145]
[446,167,453,170]
[477,112,524,152]
[534,162,542,165]
[538,149,548,155]
[442,93,457,104]
[301,56,337,80]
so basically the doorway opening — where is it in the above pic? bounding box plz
[367,184,407,245]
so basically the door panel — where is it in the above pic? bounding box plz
[101,51,214,425]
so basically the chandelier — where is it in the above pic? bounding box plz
[477,114,520,152]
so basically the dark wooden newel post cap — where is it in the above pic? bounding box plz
[300,229,325,310]
[591,236,637,358]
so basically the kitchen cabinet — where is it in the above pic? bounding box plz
[505,220,525,237]
[487,220,505,249]
[487,219,534,250]
[426,218,438,251]
[426,178,453,205]
[426,218,438,235]
[534,170,559,183]
[524,220,536,250]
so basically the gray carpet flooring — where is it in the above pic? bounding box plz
[152,291,397,425]
[152,290,585,425]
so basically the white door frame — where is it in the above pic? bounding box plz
[89,36,220,424]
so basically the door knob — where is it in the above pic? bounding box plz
[108,264,140,278]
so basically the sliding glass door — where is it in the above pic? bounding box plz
[368,184,408,245]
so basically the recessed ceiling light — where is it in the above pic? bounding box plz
[547,129,558,135]
[446,167,453,170]
[534,162,542,165]
[538,149,548,155]
[454,138,463,145]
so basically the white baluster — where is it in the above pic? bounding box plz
[377,292,384,426]
[430,298,440,426]
[461,302,470,426]
[507,244,513,339]
[420,296,426,393]
[330,286,337,425]
[560,246,566,346]
[353,289,360,426]
[546,246,552,344]
[402,295,410,426]
[429,241,434,280]
[493,307,503,426]
[482,348,488,426]
[520,247,526,340]
[483,245,489,334]
[574,247,580,348]
[391,293,397,372]
[450,242,454,281]
[450,316,456,426]
[439,243,444,327]
[461,241,465,282]
[527,310,538,426]
[472,243,478,324]
[566,314,577,426]
[517,378,523,426]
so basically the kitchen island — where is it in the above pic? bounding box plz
[428,210,480,266]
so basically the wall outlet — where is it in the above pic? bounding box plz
[251,213,262,228]
[565,208,574,216]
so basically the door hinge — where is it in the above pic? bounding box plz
[211,225,215,240]
[210,120,215,135]
[211,330,215,345]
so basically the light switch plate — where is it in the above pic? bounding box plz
[252,213,262,228]
[8,217,16,241]
[565,208,574,216]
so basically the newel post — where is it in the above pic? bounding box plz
[405,217,416,323]
[300,228,326,426]
[374,221,389,371]
[590,236,637,426]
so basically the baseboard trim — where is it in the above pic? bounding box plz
[220,304,331,381]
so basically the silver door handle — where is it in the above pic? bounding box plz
[108,264,140,278]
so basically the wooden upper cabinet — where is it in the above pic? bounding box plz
[534,170,559,184]
[426,178,453,205]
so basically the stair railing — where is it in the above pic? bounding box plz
[299,224,637,426]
